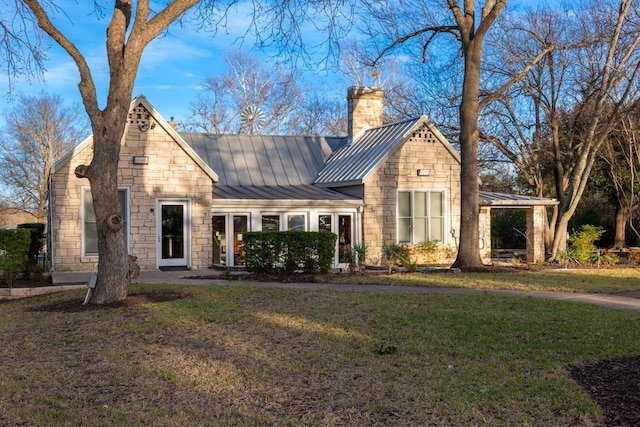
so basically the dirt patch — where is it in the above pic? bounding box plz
[569,356,640,427]
[29,290,192,313]
[0,277,55,288]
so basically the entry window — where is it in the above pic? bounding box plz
[262,215,280,231]
[161,205,185,259]
[83,188,128,256]
[287,214,306,231]
[233,215,248,266]
[398,190,444,244]
[212,215,226,265]
[338,215,352,263]
[318,214,332,233]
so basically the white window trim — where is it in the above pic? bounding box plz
[260,213,283,231]
[286,212,308,231]
[396,189,447,245]
[82,186,130,258]
[156,198,192,268]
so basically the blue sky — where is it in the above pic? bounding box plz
[0,1,349,128]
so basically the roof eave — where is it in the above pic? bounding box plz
[211,198,363,208]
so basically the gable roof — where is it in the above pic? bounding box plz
[51,95,218,182]
[180,133,359,202]
[314,116,460,187]
[180,134,334,186]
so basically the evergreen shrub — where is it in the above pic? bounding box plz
[0,229,31,287]
[243,231,337,273]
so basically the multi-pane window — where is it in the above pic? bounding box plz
[83,188,128,256]
[398,190,445,244]
[262,215,280,231]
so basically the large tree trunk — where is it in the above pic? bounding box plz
[75,102,137,304]
[88,118,130,304]
[453,40,485,269]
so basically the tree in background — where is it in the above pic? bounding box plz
[352,0,556,269]
[0,92,87,222]
[476,1,640,256]
[185,50,305,135]
[593,112,640,248]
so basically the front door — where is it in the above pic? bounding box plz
[318,213,353,269]
[158,201,189,268]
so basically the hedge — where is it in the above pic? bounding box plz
[17,223,45,265]
[0,228,31,287]
[243,231,337,273]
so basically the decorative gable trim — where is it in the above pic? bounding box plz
[51,95,218,183]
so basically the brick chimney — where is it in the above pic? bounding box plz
[347,86,384,139]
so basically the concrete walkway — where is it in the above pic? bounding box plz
[50,268,640,313]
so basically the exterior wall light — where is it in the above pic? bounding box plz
[133,156,149,165]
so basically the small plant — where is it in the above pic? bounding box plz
[383,243,405,273]
[374,340,397,355]
[588,250,619,267]
[416,239,439,252]
[346,243,367,273]
[508,257,521,265]
[402,255,418,272]
[554,247,580,266]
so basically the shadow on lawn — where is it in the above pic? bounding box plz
[569,356,640,427]
[29,290,192,312]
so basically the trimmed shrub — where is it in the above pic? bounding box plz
[0,229,31,287]
[243,231,337,273]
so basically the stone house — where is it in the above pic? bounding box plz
[48,86,554,273]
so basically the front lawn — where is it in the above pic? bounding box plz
[328,266,640,294]
[1,281,638,425]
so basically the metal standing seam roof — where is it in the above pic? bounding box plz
[479,191,558,206]
[213,184,360,201]
[180,133,359,201]
[314,116,426,186]
[180,133,333,186]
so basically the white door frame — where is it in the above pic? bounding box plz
[157,199,191,268]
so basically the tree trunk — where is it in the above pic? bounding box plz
[613,204,627,249]
[85,105,133,304]
[453,40,485,269]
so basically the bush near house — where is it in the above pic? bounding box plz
[0,228,31,287]
[243,231,337,273]
[17,223,45,265]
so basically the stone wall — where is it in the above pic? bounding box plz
[50,103,213,272]
[361,123,461,265]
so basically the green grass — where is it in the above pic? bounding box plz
[0,279,638,425]
[332,266,640,293]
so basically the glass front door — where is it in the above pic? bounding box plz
[158,201,188,267]
[318,213,353,268]
[233,215,248,266]
[338,215,352,264]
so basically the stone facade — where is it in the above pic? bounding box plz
[50,102,214,272]
[347,87,384,139]
[361,123,462,264]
